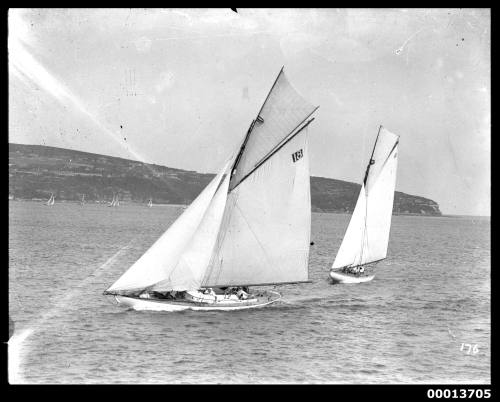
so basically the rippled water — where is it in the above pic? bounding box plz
[9,200,490,384]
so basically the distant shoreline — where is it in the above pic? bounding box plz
[8,198,484,218]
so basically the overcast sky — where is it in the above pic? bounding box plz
[8,8,490,216]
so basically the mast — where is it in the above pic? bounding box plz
[363,125,382,187]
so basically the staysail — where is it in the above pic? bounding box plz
[332,126,399,269]
[105,67,317,295]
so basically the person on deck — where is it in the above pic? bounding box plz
[237,287,248,300]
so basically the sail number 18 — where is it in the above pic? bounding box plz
[292,149,303,163]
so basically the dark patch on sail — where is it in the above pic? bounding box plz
[292,149,303,163]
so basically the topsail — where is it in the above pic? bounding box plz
[332,126,399,269]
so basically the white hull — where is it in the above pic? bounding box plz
[329,270,375,284]
[114,291,281,312]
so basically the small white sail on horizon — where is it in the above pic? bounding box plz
[108,194,119,207]
[147,198,153,208]
[331,126,399,275]
[105,67,318,309]
[46,193,55,206]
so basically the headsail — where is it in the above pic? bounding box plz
[332,126,399,269]
[105,158,233,294]
[150,168,232,292]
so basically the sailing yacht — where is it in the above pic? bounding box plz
[147,198,153,208]
[81,194,85,205]
[108,194,119,207]
[46,193,55,206]
[104,67,318,311]
[329,126,399,284]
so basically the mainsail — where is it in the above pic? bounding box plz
[203,124,312,287]
[106,67,317,296]
[332,126,399,270]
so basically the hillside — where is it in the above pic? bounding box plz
[8,143,442,215]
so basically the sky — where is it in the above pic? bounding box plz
[8,8,490,216]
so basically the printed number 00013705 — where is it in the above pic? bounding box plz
[427,389,490,399]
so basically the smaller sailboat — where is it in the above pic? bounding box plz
[147,198,153,208]
[46,193,55,206]
[81,194,85,205]
[108,194,119,207]
[329,126,399,284]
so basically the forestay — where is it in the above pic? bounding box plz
[332,127,399,269]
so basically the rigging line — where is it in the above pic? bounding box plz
[363,125,383,186]
[377,139,400,173]
[202,191,239,286]
[360,184,369,266]
[230,119,255,178]
[255,105,319,168]
[230,117,316,192]
[364,138,399,194]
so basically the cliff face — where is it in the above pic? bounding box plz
[9,143,442,215]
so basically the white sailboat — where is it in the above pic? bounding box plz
[147,198,153,208]
[108,194,119,207]
[81,194,85,205]
[329,126,399,284]
[46,193,55,206]
[104,67,319,311]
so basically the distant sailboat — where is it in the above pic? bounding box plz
[147,198,153,208]
[81,194,85,205]
[108,194,119,207]
[104,67,318,311]
[329,126,399,284]
[46,193,55,206]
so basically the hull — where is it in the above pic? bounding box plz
[114,291,281,312]
[329,270,375,284]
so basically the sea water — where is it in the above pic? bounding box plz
[8,201,490,383]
